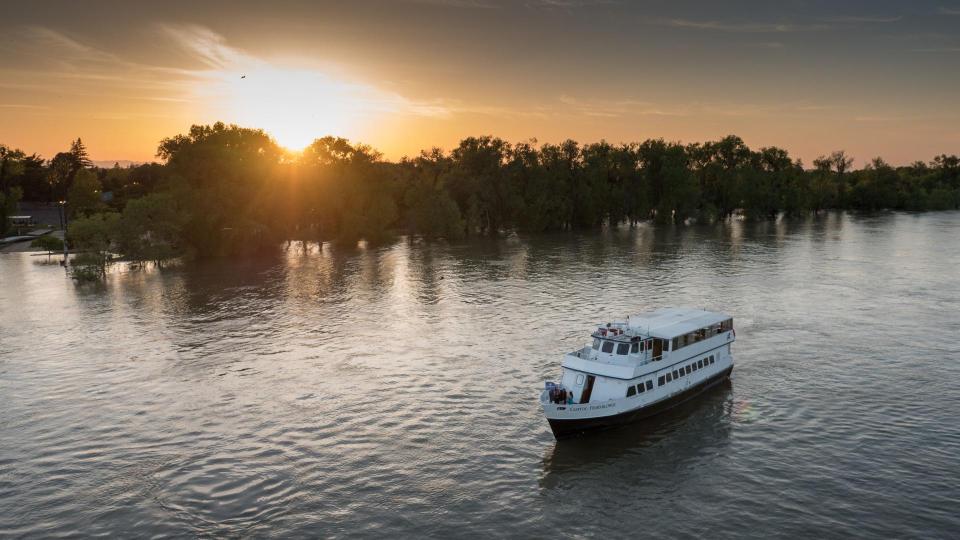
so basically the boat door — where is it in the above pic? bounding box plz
[652,339,663,360]
[580,375,596,403]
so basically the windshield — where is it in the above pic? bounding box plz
[601,341,614,353]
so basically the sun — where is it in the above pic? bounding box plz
[202,65,380,151]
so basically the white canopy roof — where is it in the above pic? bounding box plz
[626,307,730,339]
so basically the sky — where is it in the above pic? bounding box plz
[1,0,958,166]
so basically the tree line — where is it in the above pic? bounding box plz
[1,123,958,276]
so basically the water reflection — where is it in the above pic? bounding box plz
[3,212,960,537]
[540,381,734,488]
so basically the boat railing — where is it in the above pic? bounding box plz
[572,346,592,359]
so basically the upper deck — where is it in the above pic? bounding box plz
[561,307,734,379]
[627,307,731,341]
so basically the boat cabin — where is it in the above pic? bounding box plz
[556,308,734,404]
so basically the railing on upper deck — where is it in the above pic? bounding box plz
[669,318,734,353]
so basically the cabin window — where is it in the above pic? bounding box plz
[666,373,673,382]
[592,338,601,349]
[636,384,644,394]
[672,337,680,350]
[698,360,704,369]
[646,381,653,391]
[601,341,614,353]
[692,362,698,371]
[617,343,629,355]
[631,342,639,354]
[576,374,584,385]
[672,370,679,379]
[658,375,666,386]
[685,365,692,375]
[626,386,636,397]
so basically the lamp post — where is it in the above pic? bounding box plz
[58,200,68,266]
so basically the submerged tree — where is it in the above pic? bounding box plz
[67,212,120,280]
[117,192,187,266]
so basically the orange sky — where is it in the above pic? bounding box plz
[1,0,959,166]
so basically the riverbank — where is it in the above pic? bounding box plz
[0,229,63,253]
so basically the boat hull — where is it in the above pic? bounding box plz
[548,366,733,439]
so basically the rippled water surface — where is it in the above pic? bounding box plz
[2,212,960,538]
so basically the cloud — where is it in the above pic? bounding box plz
[662,18,831,33]
[556,95,684,118]
[160,24,246,70]
[912,47,960,52]
[158,25,452,120]
[532,0,621,7]
[748,41,785,49]
[0,27,198,105]
[939,7,960,15]
[19,27,124,67]
[659,13,901,33]
[822,15,902,23]
[405,0,498,8]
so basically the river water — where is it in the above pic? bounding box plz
[1,212,959,538]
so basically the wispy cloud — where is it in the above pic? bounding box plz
[406,0,498,8]
[162,25,452,120]
[160,25,247,70]
[822,15,902,23]
[532,0,621,7]
[556,95,686,118]
[659,13,901,33]
[0,103,51,109]
[939,7,960,15]
[748,41,785,49]
[662,18,831,33]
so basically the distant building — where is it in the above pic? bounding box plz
[8,215,34,227]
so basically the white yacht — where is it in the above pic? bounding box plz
[541,307,735,438]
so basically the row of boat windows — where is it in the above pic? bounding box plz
[593,339,641,355]
[625,355,717,397]
[625,380,654,397]
[670,320,733,351]
[593,338,671,355]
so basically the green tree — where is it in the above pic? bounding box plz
[31,234,64,252]
[67,169,103,218]
[70,138,93,169]
[401,151,464,239]
[68,212,120,280]
[157,122,285,255]
[117,192,187,266]
[0,144,27,235]
[0,187,23,236]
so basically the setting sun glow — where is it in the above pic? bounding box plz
[200,66,377,151]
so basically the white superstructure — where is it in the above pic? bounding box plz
[541,307,735,438]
